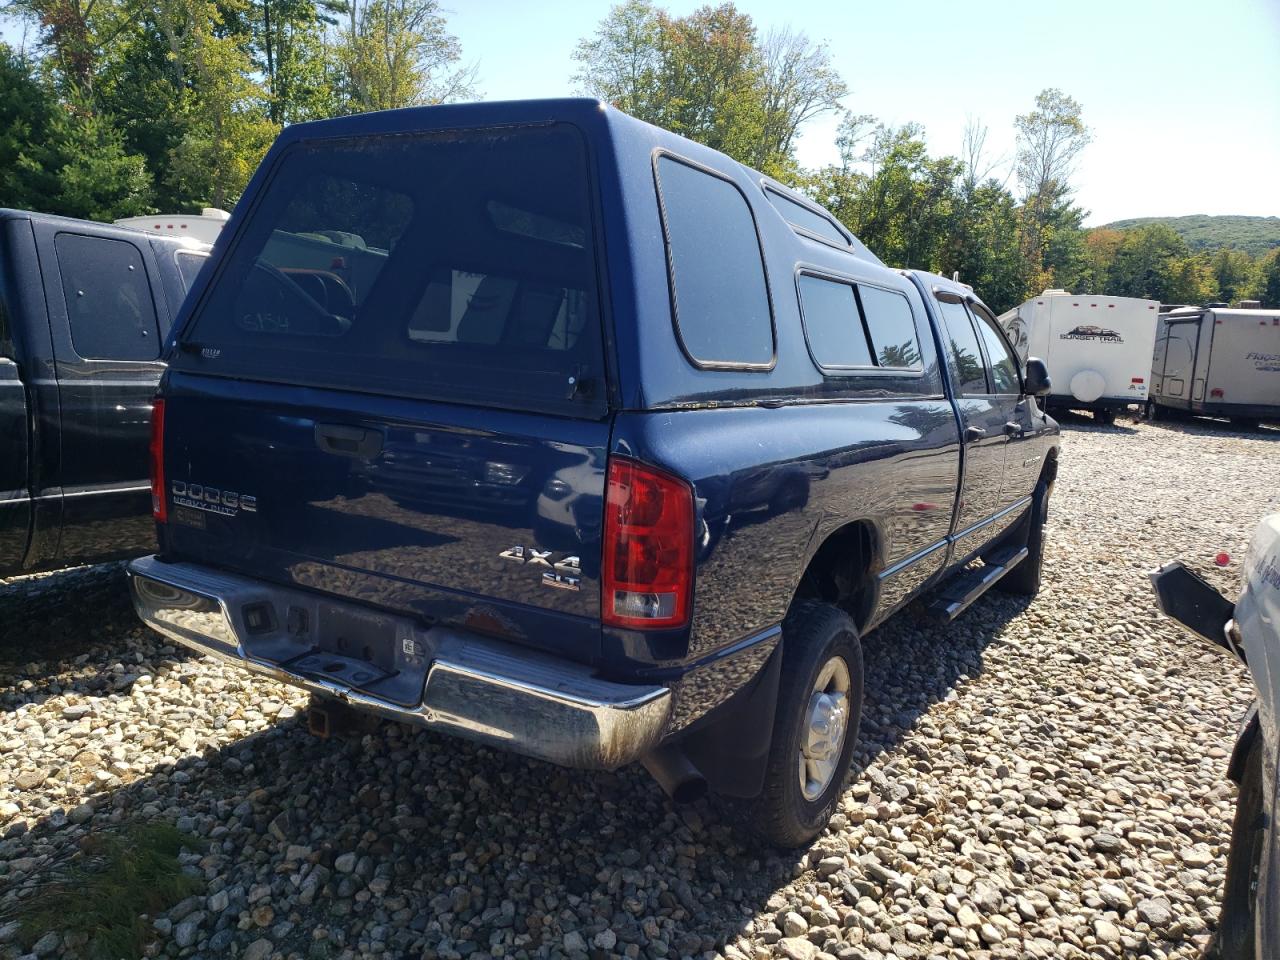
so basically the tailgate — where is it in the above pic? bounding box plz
[162,374,609,657]
[158,119,613,659]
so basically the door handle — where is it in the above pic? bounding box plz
[1005,421,1023,436]
[314,423,383,459]
[963,426,986,443]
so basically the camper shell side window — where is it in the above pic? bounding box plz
[653,152,776,371]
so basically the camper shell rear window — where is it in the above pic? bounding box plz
[173,123,607,418]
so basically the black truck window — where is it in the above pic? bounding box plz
[655,155,774,369]
[859,285,923,370]
[177,124,608,419]
[938,298,989,395]
[54,234,161,361]
[175,250,209,291]
[797,274,872,369]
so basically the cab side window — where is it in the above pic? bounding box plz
[937,298,988,394]
[55,234,161,361]
[972,309,1020,394]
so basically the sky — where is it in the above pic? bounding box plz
[441,0,1280,226]
[4,0,1278,225]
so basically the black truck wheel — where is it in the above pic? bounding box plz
[1216,737,1265,960]
[998,481,1048,597]
[740,601,863,847]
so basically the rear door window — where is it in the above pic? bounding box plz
[176,124,607,418]
[938,298,989,395]
[54,234,161,361]
[655,155,774,368]
[860,285,923,370]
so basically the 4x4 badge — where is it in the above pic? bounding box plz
[500,546,581,592]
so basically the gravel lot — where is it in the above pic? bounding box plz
[1,416,1277,960]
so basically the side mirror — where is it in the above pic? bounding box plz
[1023,357,1052,397]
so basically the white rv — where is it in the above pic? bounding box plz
[999,290,1159,423]
[114,208,230,246]
[1150,306,1280,426]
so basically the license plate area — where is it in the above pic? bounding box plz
[316,602,398,672]
[290,650,394,688]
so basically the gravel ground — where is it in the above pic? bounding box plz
[1,416,1277,960]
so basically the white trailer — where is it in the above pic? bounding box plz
[1150,306,1280,425]
[114,208,230,245]
[999,290,1159,423]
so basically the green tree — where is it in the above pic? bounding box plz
[246,0,344,123]
[573,2,842,173]
[1014,89,1091,280]
[159,0,279,209]
[0,44,151,217]
[334,0,474,113]
[1107,223,1218,304]
[1209,247,1258,305]
[1256,248,1280,307]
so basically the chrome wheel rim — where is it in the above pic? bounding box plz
[798,655,851,801]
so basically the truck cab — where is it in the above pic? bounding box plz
[0,210,207,576]
[127,100,1059,845]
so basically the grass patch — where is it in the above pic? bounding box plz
[1,821,204,959]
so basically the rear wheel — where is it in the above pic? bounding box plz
[1216,736,1265,960]
[998,481,1048,597]
[1095,408,1116,426]
[739,601,863,847]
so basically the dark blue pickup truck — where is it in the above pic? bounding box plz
[128,99,1060,845]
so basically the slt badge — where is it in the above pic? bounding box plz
[500,545,582,592]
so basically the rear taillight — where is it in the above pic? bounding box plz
[1210,388,1224,399]
[602,457,694,629]
[149,398,166,523]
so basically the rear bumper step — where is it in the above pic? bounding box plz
[126,556,671,770]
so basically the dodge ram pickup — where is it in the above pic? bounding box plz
[127,99,1061,845]
[1,209,206,577]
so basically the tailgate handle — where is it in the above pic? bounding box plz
[315,423,383,459]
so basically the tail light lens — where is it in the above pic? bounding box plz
[602,457,694,629]
[149,398,167,523]
[1210,388,1224,398]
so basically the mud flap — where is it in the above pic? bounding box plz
[680,646,783,798]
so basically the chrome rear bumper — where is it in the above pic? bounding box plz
[126,556,671,770]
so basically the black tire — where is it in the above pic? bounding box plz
[1095,408,1116,426]
[1217,737,1265,960]
[998,481,1048,596]
[739,601,863,847]
[1230,417,1260,431]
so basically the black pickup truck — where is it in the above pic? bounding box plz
[1,210,206,577]
[127,100,1061,846]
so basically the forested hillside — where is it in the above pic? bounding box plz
[1,0,1277,311]
[1103,215,1280,257]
